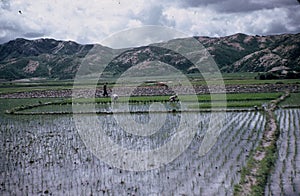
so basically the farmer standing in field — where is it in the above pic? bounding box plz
[103,83,109,97]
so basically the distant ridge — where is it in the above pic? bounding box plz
[0,33,299,80]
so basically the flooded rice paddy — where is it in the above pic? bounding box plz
[0,100,299,195]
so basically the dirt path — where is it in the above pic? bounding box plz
[234,91,290,195]
[265,109,300,195]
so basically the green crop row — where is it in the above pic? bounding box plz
[279,93,300,107]
[3,92,284,114]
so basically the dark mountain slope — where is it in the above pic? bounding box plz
[0,33,299,80]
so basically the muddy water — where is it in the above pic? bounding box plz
[0,105,265,195]
[265,109,300,196]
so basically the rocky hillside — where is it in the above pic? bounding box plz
[0,38,111,80]
[196,33,300,72]
[0,33,299,80]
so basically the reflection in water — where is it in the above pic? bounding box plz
[99,112,182,150]
[1,104,268,195]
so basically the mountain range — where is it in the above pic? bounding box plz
[0,33,299,80]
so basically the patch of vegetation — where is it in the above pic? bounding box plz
[234,121,279,195]
[0,98,64,113]
[233,153,256,195]
[233,92,289,196]
[256,71,300,80]
[279,93,300,107]
[192,92,281,108]
[251,144,278,195]
[4,92,283,115]
[192,100,267,109]
[191,78,300,86]
[72,93,281,104]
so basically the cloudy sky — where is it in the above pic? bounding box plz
[1,0,300,46]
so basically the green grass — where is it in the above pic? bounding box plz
[251,144,277,195]
[3,92,283,114]
[1,75,299,94]
[279,93,300,106]
[0,82,72,94]
[225,92,281,101]
[191,78,300,86]
[193,100,268,108]
[0,97,65,114]
[71,92,282,104]
[0,78,285,114]
[235,140,278,196]
[205,92,281,108]
[233,92,290,196]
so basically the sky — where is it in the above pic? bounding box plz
[0,0,300,47]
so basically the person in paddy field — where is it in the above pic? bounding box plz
[103,83,109,97]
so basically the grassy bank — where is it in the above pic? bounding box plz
[279,93,300,107]
[3,92,283,115]
[1,75,299,95]
[234,91,290,195]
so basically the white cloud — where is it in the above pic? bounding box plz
[101,25,186,49]
[0,0,299,45]
[163,6,300,37]
[0,0,148,43]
